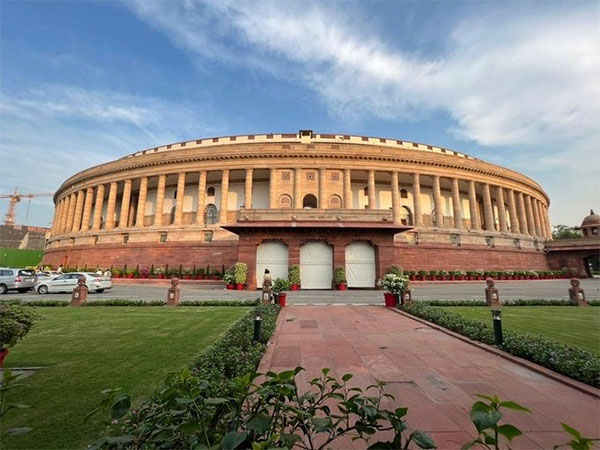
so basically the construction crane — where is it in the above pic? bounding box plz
[0,188,54,226]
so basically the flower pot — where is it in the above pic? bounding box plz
[338,283,347,291]
[290,284,300,291]
[409,275,416,281]
[185,275,191,280]
[226,284,234,290]
[236,283,244,290]
[0,348,9,368]
[384,292,398,308]
[159,274,165,279]
[278,292,287,307]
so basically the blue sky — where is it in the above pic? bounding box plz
[1,0,598,227]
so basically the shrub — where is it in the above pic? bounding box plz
[180,299,259,307]
[378,273,409,294]
[420,300,487,307]
[387,265,404,276]
[0,304,41,349]
[288,264,300,285]
[233,262,247,284]
[334,267,346,284]
[272,277,290,294]
[223,266,235,284]
[85,299,166,306]
[589,300,600,306]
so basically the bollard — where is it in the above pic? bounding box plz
[401,288,412,306]
[253,314,262,343]
[70,275,88,306]
[166,277,181,306]
[568,278,587,306]
[484,278,500,306]
[490,309,503,345]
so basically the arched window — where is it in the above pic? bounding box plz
[303,194,318,209]
[400,189,408,199]
[207,186,216,197]
[328,194,342,209]
[204,203,218,225]
[279,194,292,209]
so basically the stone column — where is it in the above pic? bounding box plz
[92,184,105,230]
[53,200,63,234]
[105,182,118,230]
[432,176,444,227]
[135,177,148,227]
[468,181,481,230]
[65,193,77,233]
[174,173,186,225]
[412,173,423,226]
[506,189,520,234]
[343,169,352,209]
[80,187,94,232]
[50,202,59,235]
[196,171,207,224]
[319,168,326,208]
[269,168,276,209]
[543,204,552,238]
[496,186,508,233]
[482,183,494,231]
[71,190,85,232]
[391,171,401,225]
[516,192,528,235]
[451,178,462,228]
[244,168,253,209]
[294,168,302,208]
[219,169,229,223]
[525,195,536,236]
[118,179,132,228]
[367,169,376,209]
[540,201,549,239]
[532,199,542,237]
[154,175,166,226]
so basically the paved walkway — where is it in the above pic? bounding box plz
[258,306,600,449]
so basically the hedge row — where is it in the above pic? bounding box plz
[402,303,600,387]
[419,299,576,307]
[0,299,260,307]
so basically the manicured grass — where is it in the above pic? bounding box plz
[2,307,249,450]
[445,306,600,356]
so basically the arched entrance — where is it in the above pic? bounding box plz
[300,241,333,289]
[303,194,318,209]
[345,241,376,288]
[256,241,289,287]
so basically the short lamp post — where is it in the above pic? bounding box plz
[253,313,262,343]
[490,309,503,346]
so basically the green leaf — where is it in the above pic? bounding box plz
[394,407,408,418]
[105,435,135,445]
[497,424,522,441]
[411,430,436,449]
[222,431,248,450]
[311,417,333,433]
[500,401,531,412]
[179,422,203,433]
[110,394,131,419]
[5,427,33,436]
[280,433,302,448]
[248,413,271,434]
[278,370,296,380]
[83,406,102,424]
[205,397,228,405]
[470,401,491,413]
[342,373,353,382]
[561,423,582,438]
[470,409,501,432]
[475,394,495,402]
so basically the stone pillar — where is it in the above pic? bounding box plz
[105,182,118,230]
[506,189,520,234]
[55,199,65,233]
[154,175,166,226]
[482,183,494,231]
[468,181,481,230]
[525,195,535,236]
[219,169,229,223]
[343,169,352,209]
[412,173,423,226]
[65,193,77,233]
[367,169,376,209]
[80,187,94,232]
[174,172,186,225]
[50,202,60,235]
[71,190,85,232]
[294,168,302,208]
[544,204,552,239]
[451,178,462,228]
[319,168,326,208]
[244,168,253,209]
[516,192,528,235]
[536,200,546,238]
[135,177,148,227]
[269,168,276,209]
[533,200,543,237]
[92,184,105,230]
[391,171,401,225]
[118,179,132,228]
[196,171,207,224]
[496,186,508,233]
[432,176,444,227]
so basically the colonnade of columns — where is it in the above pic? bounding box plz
[51,168,552,240]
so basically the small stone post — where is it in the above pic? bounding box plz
[484,278,500,306]
[166,277,181,306]
[568,278,587,306]
[401,288,412,305]
[70,275,88,306]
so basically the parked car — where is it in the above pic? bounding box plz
[0,268,36,294]
[36,272,112,294]
[34,271,59,283]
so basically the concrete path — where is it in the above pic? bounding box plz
[258,306,600,449]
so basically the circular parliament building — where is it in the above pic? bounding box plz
[44,130,554,289]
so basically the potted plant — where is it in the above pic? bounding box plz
[475,269,484,280]
[0,305,40,368]
[224,267,235,290]
[195,267,205,280]
[288,265,300,291]
[140,268,149,279]
[272,278,290,307]
[233,262,247,290]
[504,270,514,280]
[211,268,221,280]
[113,268,122,278]
[334,267,347,290]
[155,267,165,279]
[429,270,438,281]
[407,270,416,281]
[439,270,448,281]
[377,274,408,307]
[387,265,404,276]
[417,270,427,281]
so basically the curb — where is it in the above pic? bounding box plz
[388,308,600,399]
[256,305,287,373]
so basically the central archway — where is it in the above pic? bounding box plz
[345,241,376,288]
[256,241,289,287]
[303,194,318,208]
[300,241,333,289]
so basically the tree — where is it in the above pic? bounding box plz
[552,224,583,240]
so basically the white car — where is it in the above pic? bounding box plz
[36,272,112,294]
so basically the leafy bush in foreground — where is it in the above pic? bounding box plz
[0,304,41,349]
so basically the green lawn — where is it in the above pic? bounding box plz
[446,306,600,356]
[2,307,249,450]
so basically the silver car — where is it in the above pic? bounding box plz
[0,268,36,294]
[36,272,112,294]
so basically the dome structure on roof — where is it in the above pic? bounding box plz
[581,210,600,228]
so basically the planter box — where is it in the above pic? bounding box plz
[337,283,347,291]
[384,293,398,307]
[236,283,244,290]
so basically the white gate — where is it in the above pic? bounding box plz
[300,241,333,289]
[345,241,376,288]
[256,241,289,287]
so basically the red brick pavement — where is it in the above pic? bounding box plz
[258,306,600,449]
